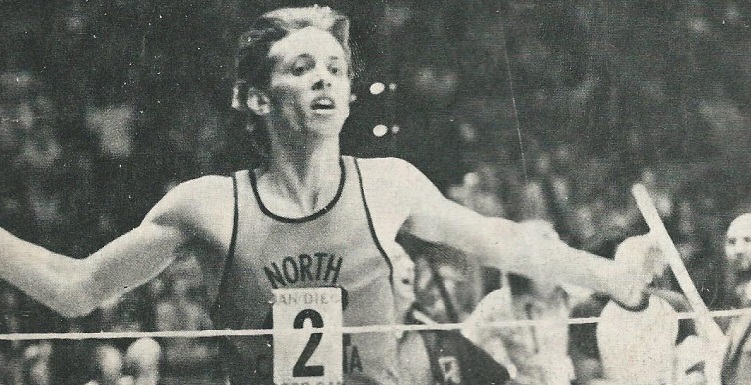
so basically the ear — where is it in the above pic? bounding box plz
[246,88,271,116]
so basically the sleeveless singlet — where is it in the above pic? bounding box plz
[211,156,399,385]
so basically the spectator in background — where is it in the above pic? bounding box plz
[568,240,705,385]
[671,190,726,309]
[122,338,161,385]
[462,220,587,385]
[0,287,22,384]
[722,213,751,385]
[394,252,510,385]
[399,233,484,323]
[394,251,435,385]
[84,345,126,385]
[722,213,751,309]
[77,289,154,385]
[638,168,674,222]
[521,150,573,240]
[463,275,580,385]
[155,276,215,383]
[21,341,53,385]
[447,163,506,218]
[82,338,162,385]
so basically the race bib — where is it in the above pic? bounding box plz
[273,287,344,385]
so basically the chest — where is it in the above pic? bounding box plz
[235,184,390,292]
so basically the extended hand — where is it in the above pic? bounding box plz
[610,234,666,308]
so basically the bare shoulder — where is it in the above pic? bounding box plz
[171,175,234,206]
[354,156,422,185]
[144,175,235,244]
[148,175,232,216]
[355,156,440,195]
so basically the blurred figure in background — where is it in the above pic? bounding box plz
[462,276,580,385]
[155,277,215,385]
[723,213,751,309]
[568,239,705,385]
[462,220,586,385]
[671,190,726,310]
[398,232,485,324]
[0,287,23,384]
[522,151,572,235]
[447,164,506,219]
[722,213,751,385]
[123,338,161,385]
[21,342,52,385]
[394,252,510,385]
[78,338,161,385]
[85,345,125,385]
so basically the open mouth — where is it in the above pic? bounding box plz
[311,97,336,111]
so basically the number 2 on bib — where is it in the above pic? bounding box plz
[273,287,344,384]
[293,309,324,377]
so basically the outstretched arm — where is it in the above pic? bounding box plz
[0,223,183,318]
[395,159,654,306]
[0,176,230,317]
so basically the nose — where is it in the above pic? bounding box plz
[312,77,331,90]
[311,68,332,90]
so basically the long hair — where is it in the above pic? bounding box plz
[231,6,352,167]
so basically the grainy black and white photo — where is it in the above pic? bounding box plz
[1,1,751,384]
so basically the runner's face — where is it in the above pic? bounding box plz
[266,27,351,137]
[726,216,751,272]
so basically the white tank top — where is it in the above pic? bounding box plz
[596,295,678,385]
[211,156,399,385]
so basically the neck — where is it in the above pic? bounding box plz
[260,133,342,214]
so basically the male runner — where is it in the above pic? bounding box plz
[1,6,662,385]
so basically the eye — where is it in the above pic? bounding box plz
[728,238,736,246]
[291,64,308,76]
[290,57,314,76]
[329,63,345,77]
[745,237,751,243]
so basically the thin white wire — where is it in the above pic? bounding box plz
[1,307,750,341]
